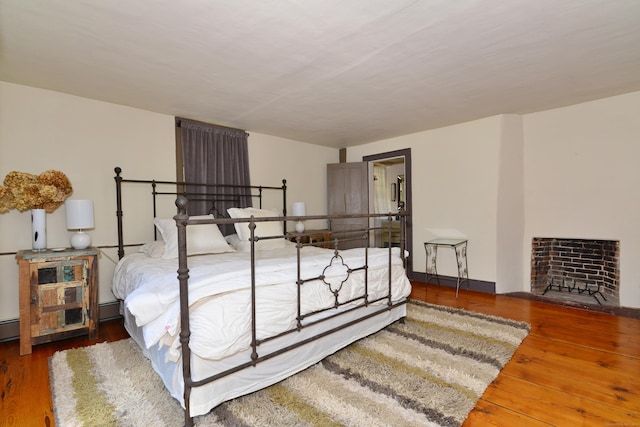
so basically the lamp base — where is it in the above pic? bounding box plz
[295,221,305,233]
[70,231,91,249]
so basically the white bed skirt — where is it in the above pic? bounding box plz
[123,301,407,417]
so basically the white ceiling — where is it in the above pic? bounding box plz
[1,1,640,148]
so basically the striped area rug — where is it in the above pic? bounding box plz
[49,301,530,426]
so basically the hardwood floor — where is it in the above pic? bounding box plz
[411,283,640,426]
[1,282,639,426]
[0,318,129,426]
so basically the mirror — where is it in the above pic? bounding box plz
[397,174,405,208]
[370,158,405,248]
[371,158,404,216]
[364,148,413,279]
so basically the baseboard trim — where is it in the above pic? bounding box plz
[409,271,495,294]
[1,276,495,341]
[0,301,122,343]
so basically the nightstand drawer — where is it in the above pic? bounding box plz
[17,248,99,355]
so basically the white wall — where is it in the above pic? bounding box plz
[248,133,337,231]
[0,81,176,322]
[349,91,640,308]
[523,91,640,307]
[347,116,503,284]
[496,115,525,294]
[0,82,338,322]
[3,80,638,315]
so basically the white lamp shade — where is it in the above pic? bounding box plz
[65,200,94,230]
[292,202,306,233]
[292,202,306,217]
[65,200,94,249]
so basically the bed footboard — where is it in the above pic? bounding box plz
[173,197,409,426]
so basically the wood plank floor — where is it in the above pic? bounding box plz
[1,282,639,426]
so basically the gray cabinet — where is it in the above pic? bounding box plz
[327,162,368,249]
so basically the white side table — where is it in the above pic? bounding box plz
[424,238,469,297]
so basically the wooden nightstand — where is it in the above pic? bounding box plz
[287,229,333,248]
[16,248,99,355]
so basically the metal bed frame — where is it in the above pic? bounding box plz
[113,167,409,426]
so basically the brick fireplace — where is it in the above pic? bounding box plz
[531,238,620,306]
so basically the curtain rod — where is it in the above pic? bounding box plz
[175,118,249,136]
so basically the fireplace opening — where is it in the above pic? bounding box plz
[531,238,619,306]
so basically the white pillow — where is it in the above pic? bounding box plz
[154,215,235,259]
[225,233,295,252]
[138,241,165,258]
[227,208,293,252]
[224,233,248,251]
[227,207,284,241]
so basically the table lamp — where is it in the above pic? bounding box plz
[292,202,306,233]
[65,200,94,249]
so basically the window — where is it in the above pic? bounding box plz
[176,118,251,234]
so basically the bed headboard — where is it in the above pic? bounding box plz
[114,167,287,259]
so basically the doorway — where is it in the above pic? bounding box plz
[363,149,413,278]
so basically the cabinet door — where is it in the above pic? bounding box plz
[30,259,88,338]
[327,162,369,249]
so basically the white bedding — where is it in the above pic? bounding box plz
[112,246,411,362]
[124,300,408,416]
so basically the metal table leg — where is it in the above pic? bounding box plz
[424,239,469,297]
[425,243,439,285]
[454,241,469,297]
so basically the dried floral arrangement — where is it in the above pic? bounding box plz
[0,170,73,213]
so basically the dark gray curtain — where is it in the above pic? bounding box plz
[180,119,251,235]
